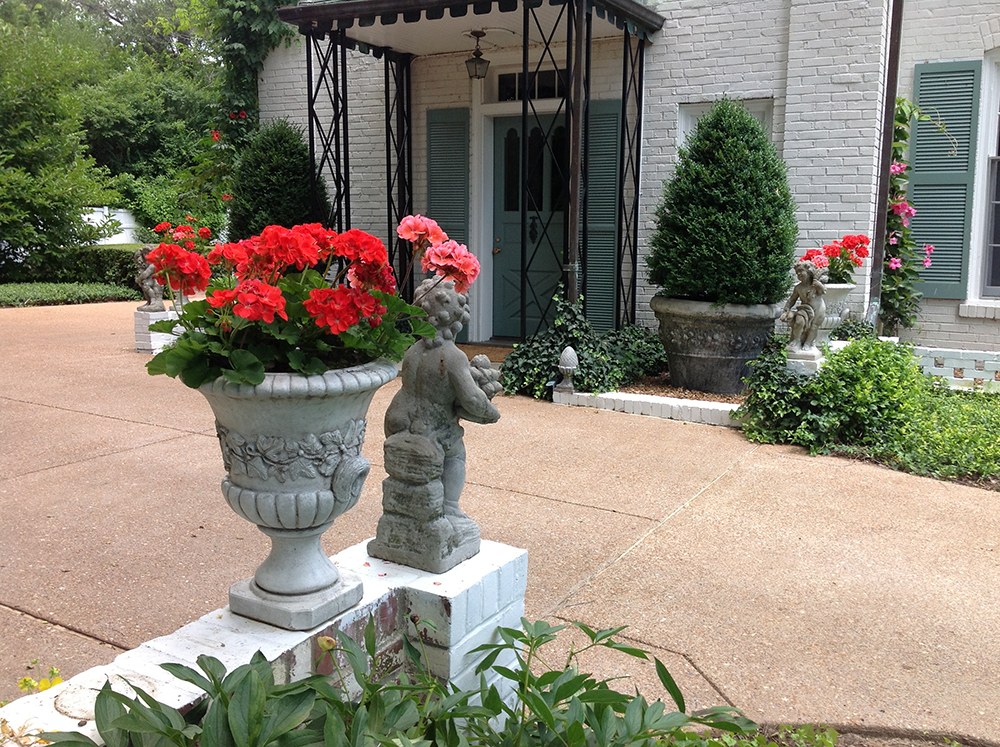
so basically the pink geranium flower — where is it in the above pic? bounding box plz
[421,240,481,294]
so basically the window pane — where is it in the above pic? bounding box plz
[987,159,1000,293]
[550,125,569,212]
[498,74,517,102]
[536,70,556,99]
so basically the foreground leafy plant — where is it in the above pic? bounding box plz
[39,619,757,747]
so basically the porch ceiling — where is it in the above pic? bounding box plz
[278,0,663,56]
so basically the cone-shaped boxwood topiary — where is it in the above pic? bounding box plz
[228,120,331,240]
[647,99,797,306]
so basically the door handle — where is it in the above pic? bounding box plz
[493,246,501,254]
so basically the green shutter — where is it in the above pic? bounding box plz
[910,61,981,299]
[583,100,621,333]
[427,108,469,244]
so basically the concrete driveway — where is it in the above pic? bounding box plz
[1,302,997,745]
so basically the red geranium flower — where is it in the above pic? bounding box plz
[233,280,288,323]
[207,288,238,309]
[146,243,212,295]
[198,227,212,240]
[304,286,362,334]
[154,222,172,234]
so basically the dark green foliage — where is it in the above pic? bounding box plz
[40,618,758,747]
[0,283,140,307]
[501,294,667,400]
[646,99,797,305]
[79,55,218,180]
[874,387,1000,483]
[0,15,119,282]
[209,0,295,145]
[227,121,331,240]
[736,336,929,453]
[738,337,1000,484]
[829,318,877,341]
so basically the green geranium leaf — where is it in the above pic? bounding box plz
[410,319,436,339]
[224,349,265,385]
[148,319,181,334]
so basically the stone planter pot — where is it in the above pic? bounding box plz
[650,296,782,395]
[816,282,855,345]
[199,359,398,629]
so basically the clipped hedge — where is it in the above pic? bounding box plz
[65,243,144,287]
[0,282,141,307]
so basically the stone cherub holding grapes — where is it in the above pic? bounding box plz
[368,277,501,573]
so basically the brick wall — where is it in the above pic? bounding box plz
[634,0,889,328]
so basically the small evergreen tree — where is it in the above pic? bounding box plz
[646,99,797,306]
[227,120,331,240]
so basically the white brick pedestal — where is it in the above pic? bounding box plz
[135,309,178,354]
[0,540,527,743]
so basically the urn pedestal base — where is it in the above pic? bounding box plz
[229,568,363,631]
[786,347,825,376]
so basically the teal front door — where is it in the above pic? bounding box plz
[492,115,567,338]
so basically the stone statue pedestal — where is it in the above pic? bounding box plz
[786,346,824,375]
[368,432,481,574]
[135,309,178,354]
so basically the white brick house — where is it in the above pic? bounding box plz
[258,0,999,354]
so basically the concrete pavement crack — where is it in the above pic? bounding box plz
[464,479,656,521]
[0,601,131,653]
[0,431,213,482]
[541,443,761,620]
[0,395,212,436]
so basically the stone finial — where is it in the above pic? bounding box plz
[554,346,578,393]
[368,278,501,574]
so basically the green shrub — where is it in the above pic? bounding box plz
[646,99,797,306]
[501,294,667,400]
[736,336,929,453]
[40,619,757,747]
[227,120,331,240]
[829,318,876,341]
[0,282,140,307]
[870,386,1000,483]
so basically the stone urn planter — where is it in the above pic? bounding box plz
[816,282,854,345]
[199,359,398,630]
[650,296,782,395]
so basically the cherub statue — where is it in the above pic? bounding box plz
[781,260,826,353]
[134,245,166,312]
[370,278,501,573]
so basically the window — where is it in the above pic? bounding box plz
[494,69,567,103]
[982,62,1000,296]
[677,99,774,145]
[910,55,1000,301]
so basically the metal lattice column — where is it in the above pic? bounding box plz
[384,51,414,299]
[617,30,644,327]
[519,0,589,339]
[304,25,351,232]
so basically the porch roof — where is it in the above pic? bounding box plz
[277,0,665,53]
